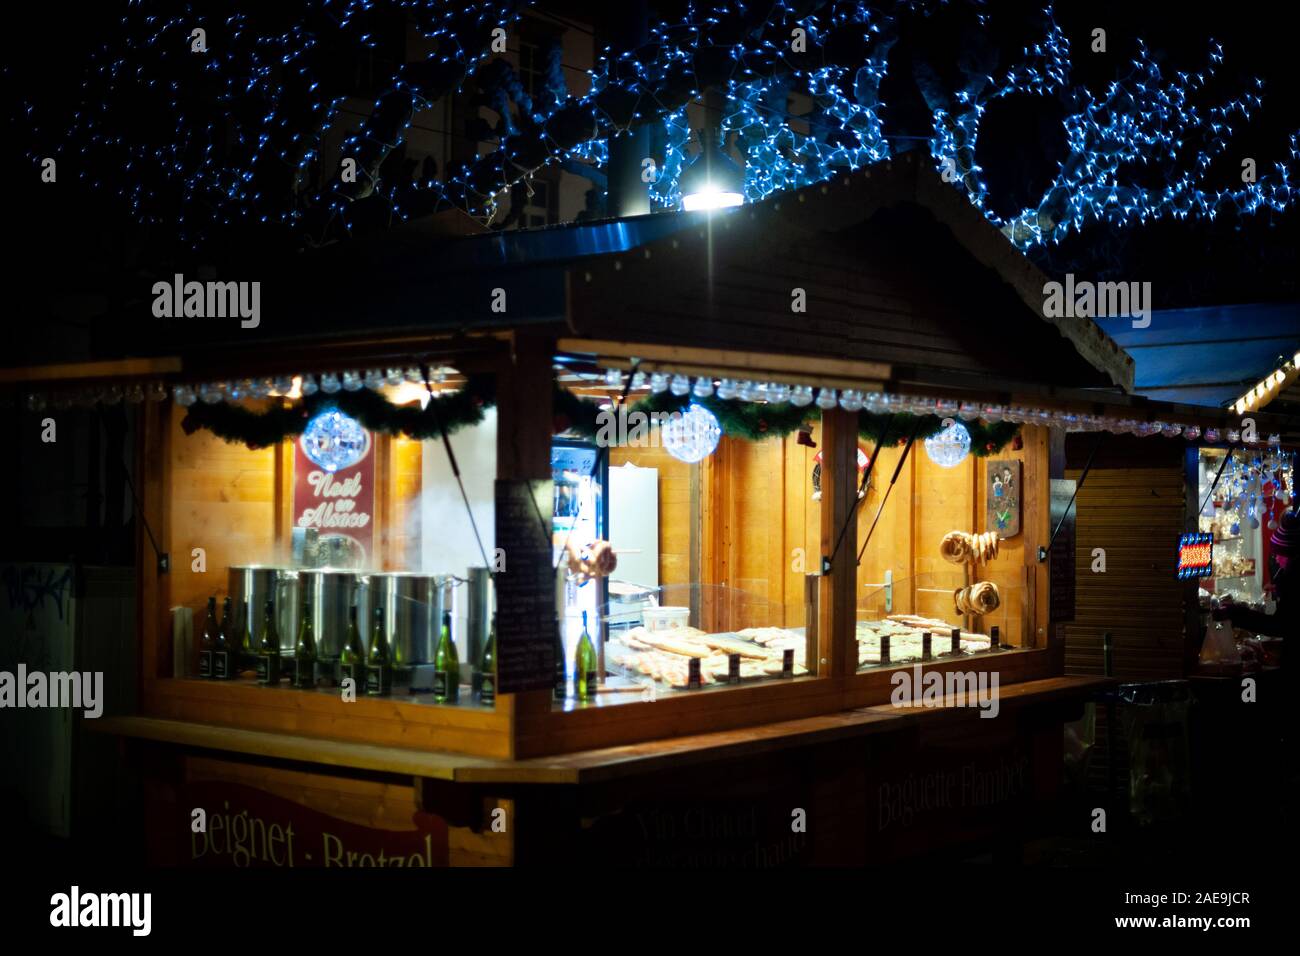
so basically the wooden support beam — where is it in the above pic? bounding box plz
[494,332,557,757]
[817,409,859,677]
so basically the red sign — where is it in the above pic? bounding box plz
[1177,532,1213,579]
[180,781,449,867]
[293,426,375,567]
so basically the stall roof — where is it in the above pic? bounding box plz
[88,152,1133,396]
[1092,303,1300,414]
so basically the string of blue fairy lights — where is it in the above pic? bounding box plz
[26,0,1298,251]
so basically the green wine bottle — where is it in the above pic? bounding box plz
[575,610,598,701]
[479,616,497,706]
[214,596,235,679]
[239,599,252,653]
[365,605,391,696]
[256,597,281,686]
[198,597,217,679]
[433,611,460,703]
[339,604,365,686]
[293,596,317,689]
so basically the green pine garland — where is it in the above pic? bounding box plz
[180,374,1020,458]
[180,375,496,447]
[562,391,1020,456]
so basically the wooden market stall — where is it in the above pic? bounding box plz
[7,153,1260,865]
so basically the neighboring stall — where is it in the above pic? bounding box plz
[6,154,1270,864]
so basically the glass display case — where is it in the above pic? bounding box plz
[1197,445,1294,608]
[857,569,1024,669]
[596,584,809,700]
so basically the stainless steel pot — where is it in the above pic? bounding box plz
[465,566,494,668]
[299,569,364,660]
[357,573,454,666]
[228,566,300,654]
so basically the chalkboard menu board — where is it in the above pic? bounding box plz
[494,479,557,693]
[1048,478,1076,622]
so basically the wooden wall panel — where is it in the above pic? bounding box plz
[390,437,423,570]
[853,445,913,620]
[603,421,1048,648]
[974,429,1042,647]
[729,437,788,628]
[167,404,278,621]
[1063,436,1190,679]
[783,431,816,628]
[912,449,976,624]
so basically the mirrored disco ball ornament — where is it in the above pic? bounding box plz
[924,420,971,468]
[661,404,722,464]
[301,410,370,473]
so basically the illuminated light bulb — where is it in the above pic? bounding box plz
[815,388,839,410]
[768,382,791,404]
[669,374,691,396]
[661,404,722,463]
[320,373,341,394]
[716,379,739,400]
[649,372,669,393]
[738,380,760,402]
[301,409,370,473]
[1183,425,1201,441]
[604,368,623,387]
[839,389,864,412]
[679,127,745,212]
[924,420,972,468]
[790,385,815,407]
[692,377,714,399]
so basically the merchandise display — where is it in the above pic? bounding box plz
[856,616,992,668]
[939,530,1000,564]
[1197,445,1294,606]
[606,623,809,689]
[954,581,1002,616]
[605,611,996,689]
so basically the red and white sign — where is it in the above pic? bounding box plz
[293,433,375,566]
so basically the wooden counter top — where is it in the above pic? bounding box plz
[94,676,1108,785]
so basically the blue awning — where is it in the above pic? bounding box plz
[1093,303,1300,407]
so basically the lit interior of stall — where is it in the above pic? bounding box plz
[161,354,1058,712]
[1196,443,1295,608]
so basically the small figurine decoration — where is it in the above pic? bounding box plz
[566,539,617,585]
[812,446,870,501]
